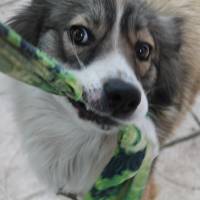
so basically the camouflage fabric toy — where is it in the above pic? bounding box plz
[0,22,82,101]
[84,125,152,200]
[0,22,153,200]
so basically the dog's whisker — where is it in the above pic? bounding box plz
[71,43,86,69]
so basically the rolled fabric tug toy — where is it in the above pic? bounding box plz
[0,22,153,200]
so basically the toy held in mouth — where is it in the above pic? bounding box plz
[0,22,153,200]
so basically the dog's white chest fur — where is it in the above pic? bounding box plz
[10,81,119,195]
[9,79,158,196]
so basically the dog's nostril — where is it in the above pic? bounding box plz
[109,93,123,106]
[104,79,141,118]
[112,94,122,101]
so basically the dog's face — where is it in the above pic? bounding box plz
[11,0,183,135]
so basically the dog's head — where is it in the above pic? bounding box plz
[10,0,183,134]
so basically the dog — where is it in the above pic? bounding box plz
[8,0,200,199]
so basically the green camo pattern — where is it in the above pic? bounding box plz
[0,22,83,101]
[0,22,153,200]
[83,126,152,200]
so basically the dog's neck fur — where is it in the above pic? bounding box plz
[12,82,119,195]
[12,80,159,196]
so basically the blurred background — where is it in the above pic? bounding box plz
[0,1,200,200]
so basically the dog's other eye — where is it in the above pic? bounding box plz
[135,42,152,61]
[69,26,92,46]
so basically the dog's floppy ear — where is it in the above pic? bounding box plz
[149,16,184,106]
[8,0,47,45]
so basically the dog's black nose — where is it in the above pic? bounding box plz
[104,79,141,118]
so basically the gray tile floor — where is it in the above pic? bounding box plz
[0,1,200,199]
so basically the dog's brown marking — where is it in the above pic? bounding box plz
[143,0,200,199]
[142,176,157,200]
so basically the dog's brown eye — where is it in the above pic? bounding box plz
[135,42,152,61]
[69,26,92,46]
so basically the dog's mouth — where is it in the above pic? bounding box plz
[68,98,118,130]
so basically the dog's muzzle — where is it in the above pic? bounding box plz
[69,79,141,130]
